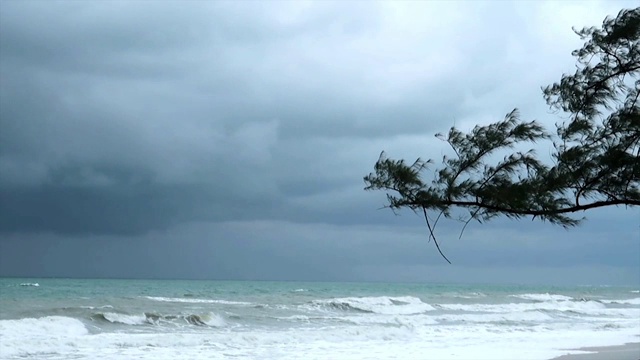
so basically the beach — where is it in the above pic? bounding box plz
[551,342,640,360]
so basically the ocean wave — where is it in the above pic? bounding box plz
[19,282,40,287]
[437,299,611,315]
[437,311,554,324]
[273,315,337,322]
[91,311,225,327]
[342,314,438,327]
[455,292,487,299]
[93,312,150,325]
[510,293,573,302]
[600,298,640,305]
[292,289,308,292]
[145,296,252,306]
[310,296,435,315]
[79,305,114,310]
[318,301,374,313]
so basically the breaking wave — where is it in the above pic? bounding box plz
[91,311,225,327]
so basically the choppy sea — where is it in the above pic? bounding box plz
[0,278,638,360]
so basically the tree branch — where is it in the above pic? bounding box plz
[422,207,451,264]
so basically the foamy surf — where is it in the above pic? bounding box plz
[1,279,638,360]
[0,316,89,358]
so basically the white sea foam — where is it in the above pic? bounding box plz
[19,282,39,287]
[1,318,637,360]
[145,296,252,305]
[292,288,308,292]
[0,315,87,337]
[0,316,88,358]
[631,290,639,293]
[310,296,435,315]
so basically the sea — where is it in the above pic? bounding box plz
[0,278,638,360]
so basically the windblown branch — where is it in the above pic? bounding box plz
[364,8,640,263]
[418,199,639,217]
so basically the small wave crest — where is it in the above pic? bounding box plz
[79,305,114,310]
[510,293,573,302]
[453,292,486,299]
[311,296,435,315]
[437,311,554,324]
[145,296,251,306]
[438,299,608,315]
[600,298,640,305]
[321,301,375,313]
[92,312,151,325]
[19,282,40,287]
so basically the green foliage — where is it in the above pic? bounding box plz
[364,8,640,262]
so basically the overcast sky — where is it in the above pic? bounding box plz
[1,1,638,286]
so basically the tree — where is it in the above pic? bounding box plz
[364,8,640,263]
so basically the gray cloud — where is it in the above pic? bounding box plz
[0,0,638,283]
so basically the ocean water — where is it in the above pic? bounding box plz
[0,279,638,360]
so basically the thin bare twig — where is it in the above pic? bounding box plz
[422,207,452,264]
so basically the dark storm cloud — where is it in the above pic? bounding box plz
[0,182,278,235]
[1,0,638,284]
[0,0,472,235]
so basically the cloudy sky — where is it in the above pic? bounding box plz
[1,0,638,285]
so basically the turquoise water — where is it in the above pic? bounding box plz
[1,278,639,359]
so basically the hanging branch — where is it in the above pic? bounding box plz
[364,8,640,263]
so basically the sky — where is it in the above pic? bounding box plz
[0,0,638,286]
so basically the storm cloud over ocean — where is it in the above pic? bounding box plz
[0,1,638,284]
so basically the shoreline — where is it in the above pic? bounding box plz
[551,342,640,360]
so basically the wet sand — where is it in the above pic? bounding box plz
[551,342,640,360]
